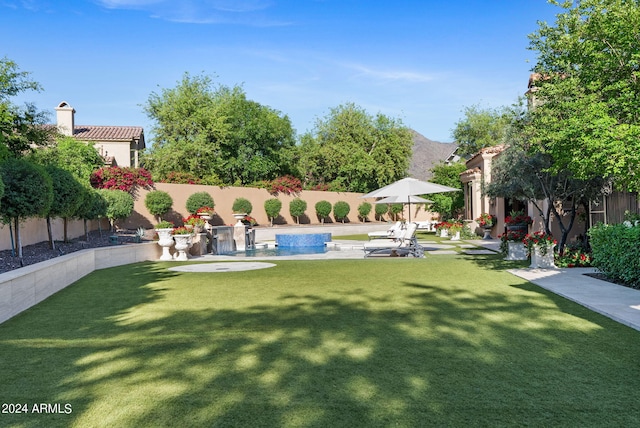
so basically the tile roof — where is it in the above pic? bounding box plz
[73,125,143,141]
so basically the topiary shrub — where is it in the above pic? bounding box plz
[389,203,404,220]
[333,201,350,223]
[100,189,134,232]
[289,198,307,224]
[232,197,253,215]
[588,223,640,288]
[315,200,332,224]
[375,203,388,221]
[357,202,372,223]
[264,198,282,226]
[186,192,215,215]
[144,190,173,223]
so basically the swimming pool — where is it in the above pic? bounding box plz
[231,246,332,257]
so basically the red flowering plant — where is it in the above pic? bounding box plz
[242,215,258,226]
[435,221,452,233]
[172,226,193,235]
[90,167,154,194]
[268,175,302,195]
[555,248,592,268]
[505,210,533,226]
[183,215,206,228]
[196,206,215,216]
[498,230,526,254]
[476,213,496,228]
[523,231,557,256]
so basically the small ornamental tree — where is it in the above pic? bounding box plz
[76,187,107,239]
[289,198,307,224]
[357,202,372,223]
[232,197,253,214]
[333,201,350,223]
[375,202,388,221]
[44,165,84,247]
[90,166,154,194]
[100,189,134,232]
[315,200,332,224]
[0,158,53,259]
[185,192,215,215]
[144,190,173,223]
[264,198,282,226]
[389,203,404,220]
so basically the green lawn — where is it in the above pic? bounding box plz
[1,253,639,427]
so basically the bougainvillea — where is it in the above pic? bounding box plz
[90,167,154,193]
[269,175,302,195]
[161,171,202,184]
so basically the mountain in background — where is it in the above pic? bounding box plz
[408,130,458,180]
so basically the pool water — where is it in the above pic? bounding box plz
[232,246,331,257]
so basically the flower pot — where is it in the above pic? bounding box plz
[173,234,192,261]
[505,241,527,261]
[449,231,461,241]
[155,228,174,261]
[530,245,556,269]
[506,224,528,234]
[482,227,492,240]
[233,213,247,226]
[440,229,449,238]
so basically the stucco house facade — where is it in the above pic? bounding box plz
[55,101,145,167]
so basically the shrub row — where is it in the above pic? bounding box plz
[588,223,640,288]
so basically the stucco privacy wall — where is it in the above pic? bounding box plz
[0,184,437,251]
[124,183,435,230]
[0,218,108,252]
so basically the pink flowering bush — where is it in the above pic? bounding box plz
[90,167,153,193]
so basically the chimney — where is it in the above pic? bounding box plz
[55,101,75,136]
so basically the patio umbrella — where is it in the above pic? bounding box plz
[374,195,433,222]
[362,177,459,222]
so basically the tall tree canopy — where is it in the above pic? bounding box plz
[0,57,54,157]
[297,103,413,193]
[451,104,513,156]
[526,0,640,191]
[142,73,296,185]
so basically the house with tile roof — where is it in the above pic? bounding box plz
[55,101,145,167]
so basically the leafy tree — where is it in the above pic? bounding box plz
[298,103,413,193]
[29,136,104,182]
[452,104,512,156]
[374,202,388,221]
[185,192,215,215]
[526,0,640,191]
[75,187,107,240]
[0,57,55,156]
[232,197,253,215]
[315,200,332,224]
[0,158,53,258]
[44,165,84,247]
[333,201,351,223]
[428,161,466,219]
[289,198,307,224]
[264,198,282,226]
[100,189,134,232]
[144,190,173,223]
[357,202,372,222]
[143,73,296,185]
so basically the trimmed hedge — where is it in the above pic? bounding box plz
[588,223,640,288]
[333,201,350,223]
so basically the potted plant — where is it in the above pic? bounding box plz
[476,213,496,239]
[232,198,253,225]
[196,206,215,220]
[499,230,528,261]
[505,210,533,234]
[435,221,451,237]
[448,221,463,241]
[154,220,174,261]
[183,214,206,232]
[172,226,193,261]
[524,231,557,268]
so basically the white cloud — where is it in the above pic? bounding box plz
[343,63,435,84]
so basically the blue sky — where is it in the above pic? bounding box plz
[1,0,559,143]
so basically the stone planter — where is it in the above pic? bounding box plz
[233,213,247,227]
[173,234,192,261]
[449,231,461,241]
[482,227,493,240]
[505,241,527,261]
[530,245,556,269]
[155,228,174,261]
[439,229,449,238]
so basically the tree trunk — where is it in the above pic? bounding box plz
[14,217,23,260]
[63,217,69,242]
[46,216,56,250]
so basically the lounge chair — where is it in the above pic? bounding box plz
[367,221,404,240]
[363,222,424,258]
